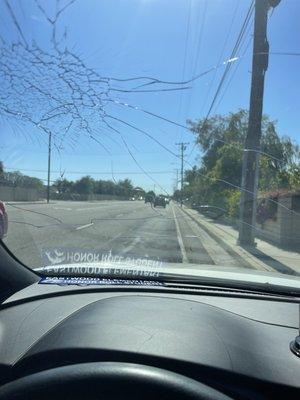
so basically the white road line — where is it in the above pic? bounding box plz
[75,222,94,231]
[54,207,72,211]
[171,204,188,263]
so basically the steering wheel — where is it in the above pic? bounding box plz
[0,362,232,400]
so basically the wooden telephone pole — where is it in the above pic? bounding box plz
[238,0,281,246]
[175,142,189,207]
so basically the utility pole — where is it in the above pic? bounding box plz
[238,0,281,246]
[175,142,189,207]
[173,168,179,192]
[47,132,52,204]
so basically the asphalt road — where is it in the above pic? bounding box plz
[3,200,245,269]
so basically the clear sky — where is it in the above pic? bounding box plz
[0,0,299,194]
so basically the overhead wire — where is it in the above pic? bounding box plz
[186,0,255,162]
[215,42,253,113]
[177,0,192,143]
[199,0,240,116]
[204,0,254,119]
[180,0,208,143]
[4,166,175,175]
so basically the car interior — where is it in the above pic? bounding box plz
[1,0,300,398]
[0,242,299,400]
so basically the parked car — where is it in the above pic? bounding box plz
[193,204,226,220]
[153,196,166,208]
[0,201,8,239]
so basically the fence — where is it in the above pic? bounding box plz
[0,186,41,202]
[0,185,131,202]
[256,193,300,249]
[50,192,128,201]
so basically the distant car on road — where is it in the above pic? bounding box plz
[129,197,135,201]
[165,197,170,205]
[0,201,8,239]
[153,196,166,208]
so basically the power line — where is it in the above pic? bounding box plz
[182,0,208,141]
[186,0,255,162]
[4,167,174,175]
[199,0,239,116]
[0,146,163,157]
[191,0,208,79]
[177,0,192,142]
[214,21,254,113]
[204,0,254,119]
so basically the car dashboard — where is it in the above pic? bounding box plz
[0,281,299,399]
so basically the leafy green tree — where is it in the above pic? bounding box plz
[146,190,155,198]
[54,179,74,194]
[3,171,43,189]
[21,175,44,189]
[101,180,116,195]
[73,176,94,194]
[115,179,133,197]
[182,110,300,215]
[287,163,300,188]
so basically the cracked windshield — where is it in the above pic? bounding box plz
[0,0,299,280]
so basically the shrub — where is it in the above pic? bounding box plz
[226,190,241,218]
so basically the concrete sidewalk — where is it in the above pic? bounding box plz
[183,206,300,275]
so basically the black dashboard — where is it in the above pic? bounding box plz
[0,282,299,399]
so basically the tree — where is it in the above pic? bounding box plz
[2,171,43,189]
[173,189,181,202]
[100,180,116,195]
[73,176,94,194]
[54,179,74,194]
[146,190,155,198]
[115,179,133,197]
[21,175,44,189]
[183,110,300,217]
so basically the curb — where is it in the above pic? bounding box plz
[180,205,275,272]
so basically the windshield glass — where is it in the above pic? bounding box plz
[1,0,299,283]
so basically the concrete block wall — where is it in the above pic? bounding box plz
[257,218,281,244]
[256,195,300,248]
[291,195,300,247]
[277,196,293,246]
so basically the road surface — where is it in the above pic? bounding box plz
[3,200,248,269]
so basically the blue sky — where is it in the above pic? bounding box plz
[0,0,299,193]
